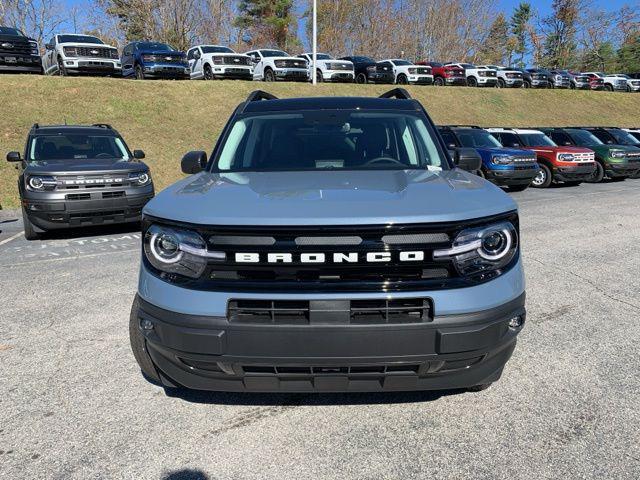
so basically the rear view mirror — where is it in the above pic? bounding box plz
[133,149,145,159]
[454,148,482,172]
[181,151,208,174]
[6,151,21,162]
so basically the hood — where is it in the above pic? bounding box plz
[144,169,517,226]
[0,33,36,43]
[25,159,147,176]
[528,146,593,154]
[139,50,184,58]
[60,42,116,49]
[443,66,465,75]
[475,147,534,157]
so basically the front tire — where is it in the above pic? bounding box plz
[22,207,40,241]
[356,73,367,84]
[434,77,444,86]
[129,296,162,384]
[497,78,505,88]
[587,162,605,183]
[135,64,145,80]
[204,64,213,80]
[523,80,531,89]
[57,57,67,76]
[605,84,613,92]
[316,69,323,83]
[396,74,408,85]
[467,76,477,87]
[264,68,275,82]
[532,164,552,188]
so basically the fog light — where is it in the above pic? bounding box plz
[140,319,154,331]
[508,316,523,329]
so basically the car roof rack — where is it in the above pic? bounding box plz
[246,90,278,103]
[92,123,113,129]
[378,88,412,100]
[440,125,482,129]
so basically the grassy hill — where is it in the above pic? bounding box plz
[1,75,639,209]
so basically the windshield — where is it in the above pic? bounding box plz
[460,63,474,68]
[261,50,287,57]
[58,35,103,44]
[566,129,604,146]
[311,53,332,60]
[455,129,503,148]
[608,129,640,145]
[350,56,374,62]
[393,60,412,66]
[138,42,173,51]
[201,46,233,54]
[29,135,130,163]
[214,111,447,172]
[0,27,24,36]
[520,133,556,147]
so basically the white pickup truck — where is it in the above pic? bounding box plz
[478,65,523,88]
[378,59,433,85]
[446,63,497,87]
[187,45,252,80]
[42,33,120,76]
[583,72,628,92]
[298,53,354,83]
[245,49,309,82]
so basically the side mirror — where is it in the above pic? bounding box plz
[133,149,145,159]
[453,148,482,172]
[252,58,259,64]
[6,151,21,162]
[181,151,208,174]
[510,143,520,148]
[45,43,52,50]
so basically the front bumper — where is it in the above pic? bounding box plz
[627,83,640,92]
[476,77,498,87]
[484,167,539,186]
[274,68,309,81]
[63,58,121,75]
[0,54,42,73]
[142,63,190,79]
[605,162,640,178]
[366,72,395,84]
[503,79,523,87]
[444,76,467,85]
[322,71,354,82]
[134,258,525,392]
[23,189,153,231]
[553,163,596,182]
[210,66,252,80]
[408,75,434,85]
[134,291,525,392]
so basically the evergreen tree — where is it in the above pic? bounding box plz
[510,2,531,68]
[617,33,640,72]
[235,0,299,50]
[479,13,510,65]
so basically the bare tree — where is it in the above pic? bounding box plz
[2,0,66,46]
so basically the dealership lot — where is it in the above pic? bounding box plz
[1,180,639,480]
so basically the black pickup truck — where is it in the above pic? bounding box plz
[0,26,42,74]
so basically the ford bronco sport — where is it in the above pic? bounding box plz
[7,124,154,240]
[129,89,526,393]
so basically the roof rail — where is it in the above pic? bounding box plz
[440,125,482,129]
[31,123,40,130]
[378,88,412,100]
[246,90,278,103]
[92,123,113,129]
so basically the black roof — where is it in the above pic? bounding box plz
[242,96,420,113]
[29,124,119,135]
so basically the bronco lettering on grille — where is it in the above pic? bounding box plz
[234,251,426,264]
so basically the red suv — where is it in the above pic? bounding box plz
[418,61,467,86]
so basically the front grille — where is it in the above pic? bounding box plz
[416,67,430,74]
[56,174,130,190]
[572,152,595,162]
[0,40,36,55]
[66,193,91,200]
[145,213,518,292]
[331,63,353,71]
[102,191,124,198]
[276,59,306,68]
[512,156,536,163]
[75,47,116,59]
[228,298,432,325]
[222,55,250,66]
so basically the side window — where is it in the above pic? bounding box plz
[500,132,523,147]
[591,131,612,144]
[550,132,570,146]
[123,45,132,56]
[187,49,194,60]
[439,131,458,148]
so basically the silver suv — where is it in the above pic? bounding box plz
[129,89,526,393]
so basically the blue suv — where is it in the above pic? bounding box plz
[438,126,538,191]
[121,41,190,80]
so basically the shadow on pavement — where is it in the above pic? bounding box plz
[161,469,210,480]
[163,387,465,406]
[36,222,141,241]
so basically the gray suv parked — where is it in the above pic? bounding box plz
[129,89,526,393]
[7,124,154,240]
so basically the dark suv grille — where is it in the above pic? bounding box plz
[0,39,37,55]
[228,298,433,325]
[146,213,519,292]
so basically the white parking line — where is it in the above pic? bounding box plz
[0,231,23,247]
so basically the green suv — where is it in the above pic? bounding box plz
[541,127,640,182]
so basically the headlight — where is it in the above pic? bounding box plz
[212,56,223,65]
[274,60,285,68]
[142,54,156,62]
[366,65,376,72]
[27,175,56,191]
[491,154,514,165]
[434,221,518,279]
[144,224,225,279]
[63,47,78,57]
[408,68,417,74]
[478,71,487,77]
[610,150,626,159]
[129,172,151,186]
[557,153,575,161]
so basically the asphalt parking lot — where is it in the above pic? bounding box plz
[1,180,640,480]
